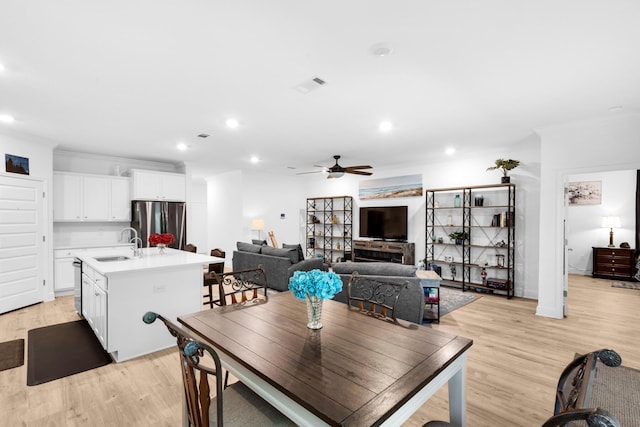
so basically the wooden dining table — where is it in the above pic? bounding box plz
[178,291,473,427]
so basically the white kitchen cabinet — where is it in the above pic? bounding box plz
[53,172,131,222]
[82,175,110,221]
[53,173,82,220]
[130,169,186,201]
[82,265,108,350]
[110,178,130,221]
[54,249,76,292]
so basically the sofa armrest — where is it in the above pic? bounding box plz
[287,257,327,276]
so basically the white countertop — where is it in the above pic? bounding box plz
[75,247,222,275]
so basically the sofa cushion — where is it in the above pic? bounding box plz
[332,262,417,277]
[261,246,299,264]
[237,241,262,253]
[282,243,304,262]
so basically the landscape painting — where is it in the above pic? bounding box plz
[359,174,423,200]
[5,154,30,175]
[567,181,601,205]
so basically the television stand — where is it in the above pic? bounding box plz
[352,240,415,265]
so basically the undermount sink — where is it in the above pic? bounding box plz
[95,255,130,262]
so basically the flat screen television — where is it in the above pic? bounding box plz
[359,206,408,241]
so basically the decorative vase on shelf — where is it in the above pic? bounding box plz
[157,244,167,254]
[305,295,323,330]
[454,194,461,207]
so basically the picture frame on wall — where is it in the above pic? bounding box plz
[567,181,601,205]
[5,154,30,175]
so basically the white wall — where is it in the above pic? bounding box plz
[567,170,636,275]
[1,131,55,301]
[537,113,640,319]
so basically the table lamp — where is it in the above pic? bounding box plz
[251,219,265,239]
[601,216,621,247]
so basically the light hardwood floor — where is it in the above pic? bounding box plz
[1,275,638,426]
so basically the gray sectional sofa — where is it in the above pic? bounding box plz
[331,262,423,324]
[232,242,326,291]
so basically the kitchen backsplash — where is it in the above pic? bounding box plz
[53,222,132,248]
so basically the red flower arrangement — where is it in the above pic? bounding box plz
[148,233,175,246]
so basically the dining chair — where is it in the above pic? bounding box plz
[203,249,226,308]
[346,272,411,322]
[185,243,197,253]
[142,312,295,427]
[210,265,268,307]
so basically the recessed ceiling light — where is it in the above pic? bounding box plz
[177,143,188,151]
[445,147,455,155]
[0,114,15,123]
[226,118,239,129]
[379,121,393,132]
[370,43,393,57]
[250,156,260,164]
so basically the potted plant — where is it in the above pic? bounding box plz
[487,158,520,183]
[448,231,469,245]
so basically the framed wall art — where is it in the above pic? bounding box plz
[567,181,601,205]
[359,174,423,200]
[5,154,30,175]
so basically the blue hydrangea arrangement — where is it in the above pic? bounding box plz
[288,269,342,300]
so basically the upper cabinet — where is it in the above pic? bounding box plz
[130,169,186,201]
[53,172,130,222]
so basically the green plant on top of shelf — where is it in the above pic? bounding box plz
[486,158,520,176]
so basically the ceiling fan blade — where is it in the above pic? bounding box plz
[344,165,372,170]
[296,170,324,175]
[346,170,373,176]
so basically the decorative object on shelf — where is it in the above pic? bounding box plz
[446,215,453,226]
[331,214,338,224]
[434,201,439,208]
[486,158,520,183]
[474,194,484,206]
[450,264,456,281]
[448,231,468,245]
[148,233,175,254]
[454,194,461,207]
[601,216,621,247]
[496,254,505,267]
[480,268,487,284]
[437,237,444,244]
[288,269,342,330]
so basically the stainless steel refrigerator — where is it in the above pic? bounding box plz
[131,201,187,249]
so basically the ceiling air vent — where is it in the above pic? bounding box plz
[294,77,327,94]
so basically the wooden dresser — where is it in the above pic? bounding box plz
[592,247,637,281]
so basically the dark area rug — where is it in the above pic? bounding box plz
[27,320,112,386]
[440,286,480,316]
[612,281,640,290]
[0,339,24,372]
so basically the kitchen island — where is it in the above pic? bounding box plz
[75,247,221,362]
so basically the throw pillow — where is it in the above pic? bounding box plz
[252,239,268,246]
[282,243,304,262]
[236,241,262,253]
[261,246,299,264]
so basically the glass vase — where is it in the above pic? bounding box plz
[157,244,167,254]
[305,295,323,329]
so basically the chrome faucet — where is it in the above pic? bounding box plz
[120,227,142,257]
[130,237,143,258]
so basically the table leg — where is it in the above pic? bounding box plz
[448,352,467,427]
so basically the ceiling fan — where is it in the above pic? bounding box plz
[298,155,373,179]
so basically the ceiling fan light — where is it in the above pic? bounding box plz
[327,171,344,179]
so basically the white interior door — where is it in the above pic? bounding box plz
[0,175,45,314]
